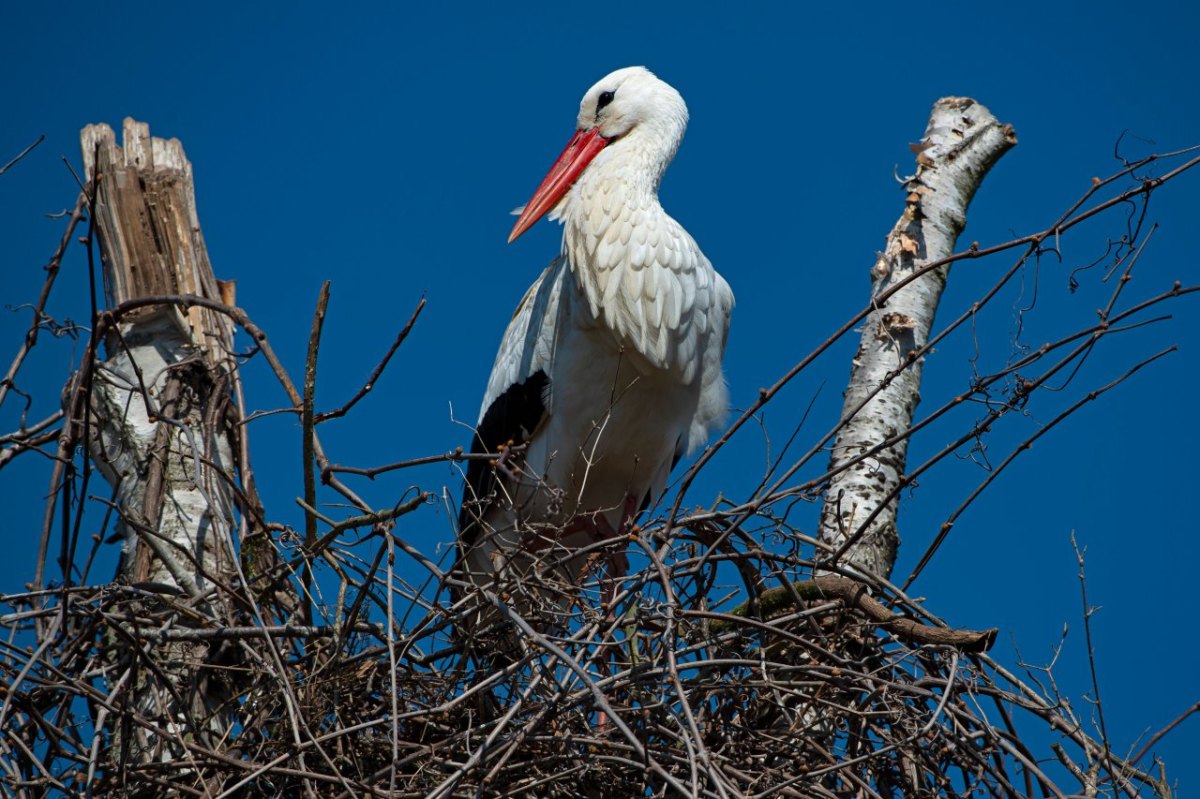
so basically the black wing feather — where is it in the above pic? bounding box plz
[458,370,550,548]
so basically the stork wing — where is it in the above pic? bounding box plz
[458,257,567,545]
[686,266,735,453]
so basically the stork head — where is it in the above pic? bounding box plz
[574,66,688,145]
[508,66,689,243]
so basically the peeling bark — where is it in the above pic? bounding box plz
[82,119,240,600]
[819,98,1017,579]
[80,119,247,773]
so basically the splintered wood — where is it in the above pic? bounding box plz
[81,118,234,367]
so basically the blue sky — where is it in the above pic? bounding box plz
[2,1,1198,792]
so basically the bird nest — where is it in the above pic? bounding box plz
[0,515,1166,799]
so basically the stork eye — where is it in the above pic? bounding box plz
[597,91,615,112]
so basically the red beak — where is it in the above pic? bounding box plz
[508,128,609,243]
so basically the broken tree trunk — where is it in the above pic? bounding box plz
[818,98,1017,580]
[80,118,259,777]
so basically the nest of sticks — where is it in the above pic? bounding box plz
[0,513,1167,799]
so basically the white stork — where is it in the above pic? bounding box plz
[457,66,733,624]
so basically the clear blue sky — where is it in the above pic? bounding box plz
[2,1,1197,792]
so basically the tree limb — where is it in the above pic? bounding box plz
[819,98,1017,578]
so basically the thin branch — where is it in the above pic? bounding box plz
[0,135,44,177]
[315,297,425,423]
[302,281,331,626]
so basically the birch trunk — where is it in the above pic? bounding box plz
[81,119,245,773]
[819,98,1016,579]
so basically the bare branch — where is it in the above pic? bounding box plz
[0,135,45,177]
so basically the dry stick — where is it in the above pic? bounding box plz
[745,382,824,505]
[475,671,588,786]
[991,732,1069,799]
[1128,699,1200,766]
[38,238,100,609]
[330,537,387,659]
[0,421,62,471]
[325,448,497,478]
[302,281,331,627]
[209,719,391,799]
[315,296,425,423]
[0,409,62,444]
[1100,224,1157,323]
[425,669,554,799]
[0,135,44,177]
[977,689,1040,798]
[0,194,86,412]
[1050,743,1094,793]
[59,144,109,611]
[687,608,858,669]
[1014,218,1156,406]
[27,202,89,596]
[694,575,995,652]
[939,701,1032,798]
[384,533,400,797]
[877,580,1167,799]
[1072,532,1125,796]
[7,724,69,791]
[0,612,62,732]
[229,356,268,593]
[491,765,591,799]
[779,653,961,789]
[296,491,429,563]
[109,622,382,642]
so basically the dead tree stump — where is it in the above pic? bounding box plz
[80,119,261,781]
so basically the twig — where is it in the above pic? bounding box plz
[1129,699,1200,766]
[302,281,331,626]
[315,297,425,423]
[0,135,44,177]
[0,193,86,413]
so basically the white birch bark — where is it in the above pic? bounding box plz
[819,98,1016,579]
[80,119,242,769]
